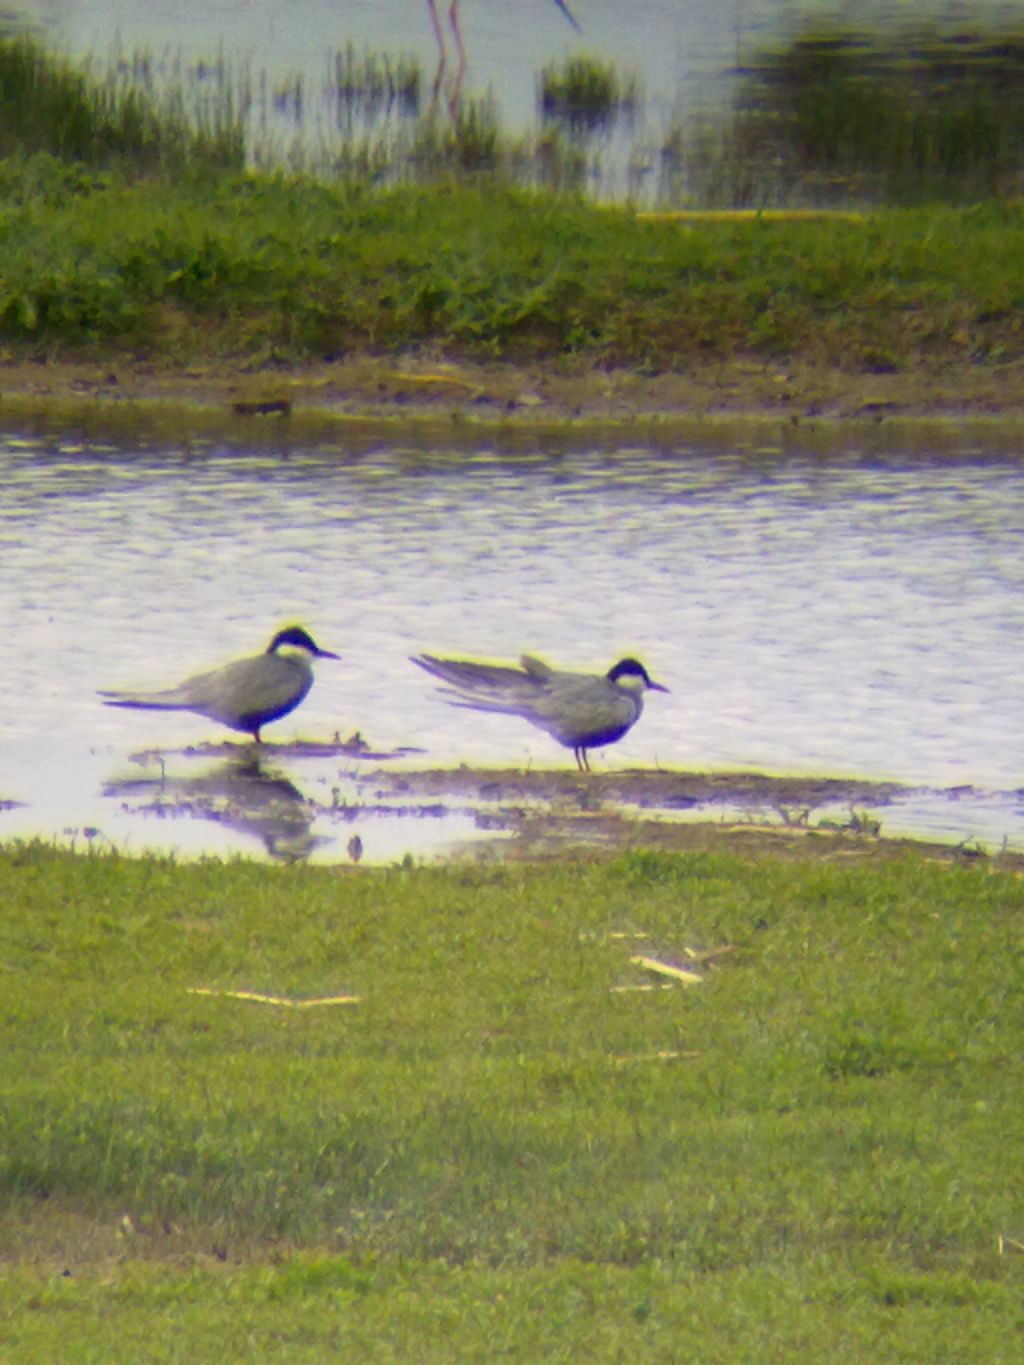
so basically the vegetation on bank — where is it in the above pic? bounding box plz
[1,841,1022,1355]
[3,27,1024,376]
[3,154,1024,373]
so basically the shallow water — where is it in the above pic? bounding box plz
[37,0,791,135]
[1,420,1022,863]
[36,0,1020,156]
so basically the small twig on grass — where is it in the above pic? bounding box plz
[187,987,359,1006]
[610,1049,699,1065]
[629,955,704,985]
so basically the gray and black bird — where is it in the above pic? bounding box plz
[412,651,668,771]
[100,625,339,742]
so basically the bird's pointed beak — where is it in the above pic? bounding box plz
[317,648,341,660]
[650,681,670,693]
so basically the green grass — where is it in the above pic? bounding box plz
[1,841,1022,1358]
[4,159,1024,372]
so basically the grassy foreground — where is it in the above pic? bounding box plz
[1,842,1022,1359]
[4,154,1024,378]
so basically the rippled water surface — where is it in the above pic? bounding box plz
[1,422,1022,861]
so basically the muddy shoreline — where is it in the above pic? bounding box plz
[6,354,1024,439]
[7,356,1021,867]
[93,740,1023,869]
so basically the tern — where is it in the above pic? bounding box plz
[99,625,339,742]
[412,652,668,771]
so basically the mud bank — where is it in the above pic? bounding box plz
[352,765,1013,865]
[98,741,1024,868]
[6,354,1024,443]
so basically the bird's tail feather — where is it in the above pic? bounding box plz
[439,690,523,718]
[98,690,189,712]
[412,655,531,694]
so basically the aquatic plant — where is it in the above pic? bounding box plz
[328,44,422,133]
[663,23,1024,206]
[0,33,244,175]
[406,97,502,175]
[538,54,639,133]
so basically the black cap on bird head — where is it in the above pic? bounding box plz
[607,657,669,692]
[267,625,340,659]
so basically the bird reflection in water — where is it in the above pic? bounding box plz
[103,752,335,863]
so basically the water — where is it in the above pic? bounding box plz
[1,421,1022,863]
[22,0,783,136]
[26,0,1024,144]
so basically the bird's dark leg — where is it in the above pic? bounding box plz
[426,0,447,109]
[448,0,466,115]
[552,0,583,34]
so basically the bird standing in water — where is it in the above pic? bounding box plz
[100,625,339,743]
[427,0,581,112]
[412,651,668,771]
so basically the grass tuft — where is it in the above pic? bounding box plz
[538,55,639,134]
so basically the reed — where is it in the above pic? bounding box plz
[538,54,639,134]
[9,23,1024,206]
[665,23,1024,206]
[0,34,244,175]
